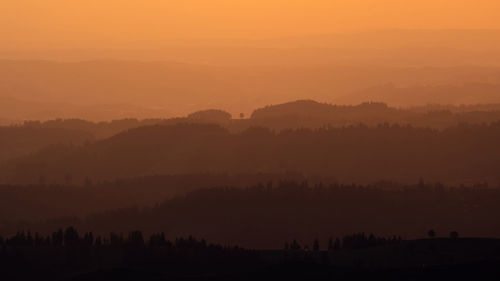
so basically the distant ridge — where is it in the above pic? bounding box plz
[252,100,390,119]
[336,83,500,107]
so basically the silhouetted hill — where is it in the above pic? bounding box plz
[249,100,500,130]
[0,125,93,164]
[4,182,500,249]
[3,225,500,280]
[188,109,232,124]
[0,173,307,222]
[3,101,500,177]
[337,83,500,106]
[408,103,500,113]
[6,100,500,139]
[1,122,499,185]
[250,100,406,128]
[0,95,169,123]
[0,119,166,163]
[3,60,500,119]
[37,118,165,139]
[0,116,228,162]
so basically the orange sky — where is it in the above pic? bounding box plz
[2,0,500,49]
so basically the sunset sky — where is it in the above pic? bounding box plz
[2,0,500,118]
[2,0,500,48]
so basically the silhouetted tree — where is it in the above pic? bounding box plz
[290,240,301,251]
[64,227,80,247]
[95,236,102,246]
[328,238,334,251]
[313,238,320,251]
[428,229,436,238]
[128,231,144,247]
[450,231,459,240]
[52,229,64,247]
[83,232,94,247]
[110,232,123,245]
[334,238,341,250]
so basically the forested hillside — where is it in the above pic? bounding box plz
[2,122,499,185]
[3,181,498,249]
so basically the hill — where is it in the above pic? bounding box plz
[0,125,93,164]
[336,83,500,107]
[3,182,500,249]
[1,122,499,184]
[3,100,500,170]
[3,60,500,119]
[0,95,169,123]
[0,173,307,222]
[3,227,500,281]
[250,100,409,128]
[248,100,500,130]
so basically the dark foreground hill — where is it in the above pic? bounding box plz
[1,227,499,281]
[0,173,307,222]
[2,122,500,185]
[4,182,500,249]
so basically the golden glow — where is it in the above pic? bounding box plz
[2,0,500,118]
[2,0,500,48]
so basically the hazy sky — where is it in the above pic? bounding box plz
[2,0,500,49]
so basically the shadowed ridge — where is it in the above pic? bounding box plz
[251,100,393,119]
[108,123,230,142]
[251,100,332,119]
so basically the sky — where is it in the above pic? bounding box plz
[2,0,500,117]
[2,0,500,49]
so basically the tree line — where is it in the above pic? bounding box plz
[2,122,500,185]
[0,227,258,280]
[2,181,499,249]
